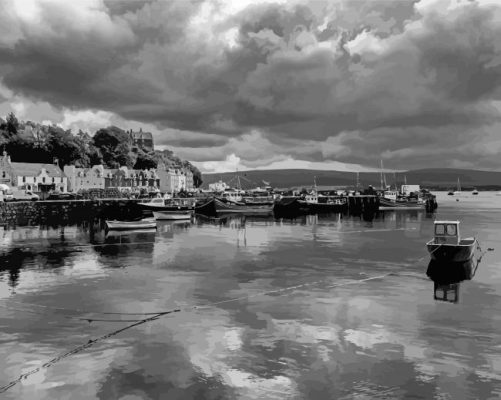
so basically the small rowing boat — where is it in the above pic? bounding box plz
[105,217,157,230]
[153,210,193,220]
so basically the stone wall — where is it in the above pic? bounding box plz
[0,199,147,226]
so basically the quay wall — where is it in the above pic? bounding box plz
[0,199,146,226]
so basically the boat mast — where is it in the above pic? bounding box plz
[380,160,387,190]
[356,172,360,191]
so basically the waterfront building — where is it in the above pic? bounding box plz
[0,152,67,193]
[0,151,15,186]
[157,163,193,193]
[209,180,228,192]
[105,166,159,192]
[64,165,106,192]
[185,169,194,191]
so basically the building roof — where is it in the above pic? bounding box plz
[11,162,65,177]
[132,131,153,140]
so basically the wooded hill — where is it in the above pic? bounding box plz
[201,168,501,191]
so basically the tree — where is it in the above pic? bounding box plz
[5,135,50,163]
[134,152,157,169]
[6,112,19,136]
[45,126,85,167]
[92,126,133,168]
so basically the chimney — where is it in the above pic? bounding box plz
[53,157,58,166]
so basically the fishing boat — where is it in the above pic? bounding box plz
[105,217,157,230]
[297,177,347,213]
[195,197,274,216]
[152,210,193,220]
[379,187,426,210]
[472,188,479,195]
[426,220,476,262]
[273,196,309,216]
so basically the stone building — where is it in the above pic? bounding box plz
[129,128,154,152]
[105,166,159,191]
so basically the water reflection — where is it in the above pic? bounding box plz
[426,257,481,303]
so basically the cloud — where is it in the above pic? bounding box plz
[2,0,501,170]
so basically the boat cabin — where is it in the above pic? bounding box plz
[433,220,460,245]
[221,190,243,202]
[383,190,398,201]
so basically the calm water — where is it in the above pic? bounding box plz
[0,192,500,399]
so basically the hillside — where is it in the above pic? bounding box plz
[201,168,501,190]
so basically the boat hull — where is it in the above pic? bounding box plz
[379,198,426,210]
[106,218,157,230]
[273,197,347,216]
[426,239,476,262]
[195,198,273,216]
[426,258,475,285]
[139,203,192,212]
[153,211,193,220]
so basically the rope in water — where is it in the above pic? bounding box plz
[0,272,397,393]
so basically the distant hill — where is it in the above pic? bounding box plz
[201,168,501,190]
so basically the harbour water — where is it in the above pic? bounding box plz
[0,192,500,399]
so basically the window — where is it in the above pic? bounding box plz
[435,225,445,235]
[42,177,46,183]
[446,224,457,236]
[52,177,55,183]
[2,171,5,178]
[22,176,26,183]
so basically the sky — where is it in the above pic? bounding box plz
[1,0,501,173]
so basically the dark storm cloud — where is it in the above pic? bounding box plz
[2,0,501,170]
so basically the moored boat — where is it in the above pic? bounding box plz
[379,187,427,210]
[105,217,157,230]
[378,197,426,210]
[195,197,274,216]
[426,220,476,262]
[472,188,479,195]
[138,197,193,212]
[153,210,193,220]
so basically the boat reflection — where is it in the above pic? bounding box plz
[426,257,481,303]
[104,228,157,242]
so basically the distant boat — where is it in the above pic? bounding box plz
[426,220,476,262]
[105,217,157,230]
[153,210,193,220]
[472,188,479,195]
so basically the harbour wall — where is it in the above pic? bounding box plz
[0,199,146,226]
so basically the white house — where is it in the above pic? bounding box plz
[64,165,106,192]
[11,162,67,193]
